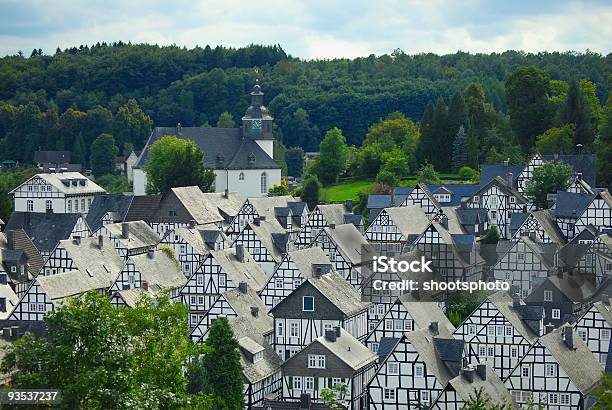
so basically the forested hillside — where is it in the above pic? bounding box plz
[0,43,610,164]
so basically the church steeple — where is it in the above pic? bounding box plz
[242,80,274,141]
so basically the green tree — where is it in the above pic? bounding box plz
[379,148,408,181]
[431,96,450,171]
[590,372,612,409]
[144,136,215,194]
[416,162,441,184]
[281,108,321,151]
[58,108,87,151]
[216,111,235,128]
[447,91,468,141]
[363,111,419,150]
[269,178,290,196]
[535,124,575,154]
[463,387,512,410]
[90,133,119,177]
[560,80,599,148]
[525,162,573,209]
[481,225,500,245]
[301,175,321,203]
[200,318,244,409]
[451,125,468,172]
[72,133,86,165]
[596,94,612,189]
[0,168,38,221]
[321,383,349,410]
[416,101,436,165]
[506,66,554,152]
[96,174,129,194]
[286,146,305,177]
[112,99,153,150]
[316,127,348,186]
[466,120,480,169]
[458,166,479,182]
[273,138,288,176]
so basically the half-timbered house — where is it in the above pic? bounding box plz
[574,299,612,368]
[281,328,377,410]
[0,229,44,297]
[367,326,462,409]
[201,190,244,228]
[259,247,333,308]
[553,191,596,240]
[5,212,91,260]
[232,217,291,275]
[97,221,160,259]
[180,245,268,327]
[453,292,543,380]
[226,196,301,240]
[365,206,430,255]
[431,363,513,410]
[573,191,612,239]
[505,325,603,409]
[509,210,566,245]
[160,226,226,277]
[85,194,134,235]
[294,203,352,249]
[312,223,373,288]
[270,270,370,360]
[399,183,441,218]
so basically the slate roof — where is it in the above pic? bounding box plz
[314,328,377,370]
[37,268,114,302]
[248,196,300,221]
[455,208,489,225]
[103,221,160,251]
[5,212,85,253]
[58,236,125,279]
[172,227,225,256]
[210,247,268,292]
[488,292,540,342]
[541,154,596,188]
[201,191,244,222]
[509,212,529,233]
[10,172,105,196]
[343,213,363,227]
[554,191,595,219]
[399,298,455,335]
[135,127,279,170]
[377,337,400,360]
[446,363,513,405]
[282,247,333,280]
[0,230,44,276]
[322,224,373,266]
[384,206,430,236]
[306,271,370,317]
[245,219,291,262]
[427,184,480,206]
[317,204,349,226]
[130,250,186,290]
[479,164,524,187]
[539,325,603,393]
[546,273,596,303]
[34,150,71,164]
[158,186,223,225]
[124,195,162,222]
[85,194,134,233]
[367,195,394,210]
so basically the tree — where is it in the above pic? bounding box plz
[281,108,320,151]
[596,95,612,189]
[144,135,215,194]
[72,133,86,165]
[590,372,612,409]
[316,127,348,186]
[112,99,153,150]
[58,108,87,152]
[378,148,408,183]
[321,383,349,410]
[200,318,244,409]
[273,138,288,176]
[525,162,573,209]
[96,174,129,194]
[451,125,468,172]
[90,133,119,177]
[447,91,468,139]
[481,225,500,245]
[416,162,441,184]
[506,66,554,152]
[286,146,304,177]
[216,111,235,128]
[301,175,321,203]
[416,101,436,165]
[466,120,479,169]
[463,387,512,410]
[458,166,479,182]
[269,178,289,196]
[431,96,450,171]
[560,81,598,148]
[535,124,575,154]
[375,170,398,187]
[363,112,419,151]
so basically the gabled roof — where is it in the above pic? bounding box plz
[306,271,370,317]
[158,186,223,225]
[136,127,279,170]
[129,250,186,290]
[312,329,377,370]
[446,363,512,405]
[377,336,400,360]
[322,224,373,266]
[488,292,540,342]
[124,195,163,222]
[5,212,86,253]
[316,203,349,226]
[541,154,596,188]
[172,226,225,256]
[426,184,480,206]
[539,325,603,393]
[248,196,300,221]
[343,213,363,227]
[37,268,114,301]
[201,191,244,220]
[384,206,430,236]
[544,274,596,303]
[455,208,489,225]
[58,236,124,279]
[85,194,134,233]
[476,176,528,204]
[279,247,334,280]
[209,247,268,292]
[398,298,455,334]
[554,191,595,219]
[10,172,105,195]
[0,230,44,276]
[103,221,160,251]
[479,164,524,187]
[244,219,290,262]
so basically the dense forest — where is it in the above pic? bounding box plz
[0,43,610,175]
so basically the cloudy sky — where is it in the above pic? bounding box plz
[1,0,611,59]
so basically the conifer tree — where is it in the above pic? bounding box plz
[72,133,86,166]
[451,125,467,172]
[466,120,479,169]
[432,97,449,171]
[416,101,436,165]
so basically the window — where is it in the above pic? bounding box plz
[219,275,226,287]
[168,210,177,217]
[277,321,283,336]
[517,252,525,260]
[479,345,486,358]
[421,391,430,403]
[308,354,326,369]
[45,200,52,211]
[74,200,78,212]
[303,296,314,311]
[468,324,476,335]
[304,377,314,391]
[394,320,403,331]
[260,172,268,193]
[602,329,611,340]
[293,279,301,289]
[521,365,530,379]
[552,309,561,319]
[239,172,245,182]
[511,347,518,358]
[548,393,558,405]
[67,200,72,212]
[404,320,413,331]
[415,364,424,377]
[196,275,204,286]
[372,343,379,353]
[487,326,495,336]
[290,321,299,337]
[38,303,45,312]
[545,364,556,377]
[387,362,399,375]
[487,346,494,357]
[81,199,85,211]
[491,210,497,219]
[385,320,393,330]
[577,329,587,342]
[190,296,196,305]
[10,266,16,273]
[383,388,396,401]
[544,290,553,302]
[293,376,302,390]
[560,394,570,405]
[128,274,135,285]
[197,296,204,306]
[184,263,190,273]
[332,378,341,386]
[27,200,34,212]
[510,196,516,203]
[505,326,512,337]
[473,195,479,203]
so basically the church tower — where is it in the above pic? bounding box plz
[242,81,274,158]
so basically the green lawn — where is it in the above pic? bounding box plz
[321,175,472,202]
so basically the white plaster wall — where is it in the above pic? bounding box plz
[133,169,147,195]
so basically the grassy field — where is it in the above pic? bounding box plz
[321,175,473,202]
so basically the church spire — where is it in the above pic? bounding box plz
[242,80,273,141]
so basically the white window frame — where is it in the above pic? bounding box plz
[544,290,553,302]
[551,309,561,320]
[387,362,399,375]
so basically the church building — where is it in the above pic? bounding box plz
[133,82,281,198]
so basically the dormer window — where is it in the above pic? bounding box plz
[253,351,263,363]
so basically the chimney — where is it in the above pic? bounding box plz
[6,230,14,251]
[189,220,197,229]
[299,394,311,410]
[73,236,81,245]
[0,273,7,285]
[462,366,475,383]
[506,172,513,186]
[329,223,336,229]
[176,122,182,134]
[577,172,582,181]
[122,222,129,239]
[98,235,104,249]
[512,294,521,308]
[334,326,341,338]
[312,265,323,278]
[224,189,229,199]
[391,190,396,206]
[345,200,353,212]
[250,306,259,317]
[238,282,248,294]
[429,321,439,336]
[236,244,245,262]
[253,217,260,226]
[602,294,610,305]
[325,329,337,342]
[504,159,509,167]
[563,326,575,349]
[259,215,266,222]
[147,249,154,259]
[142,281,149,291]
